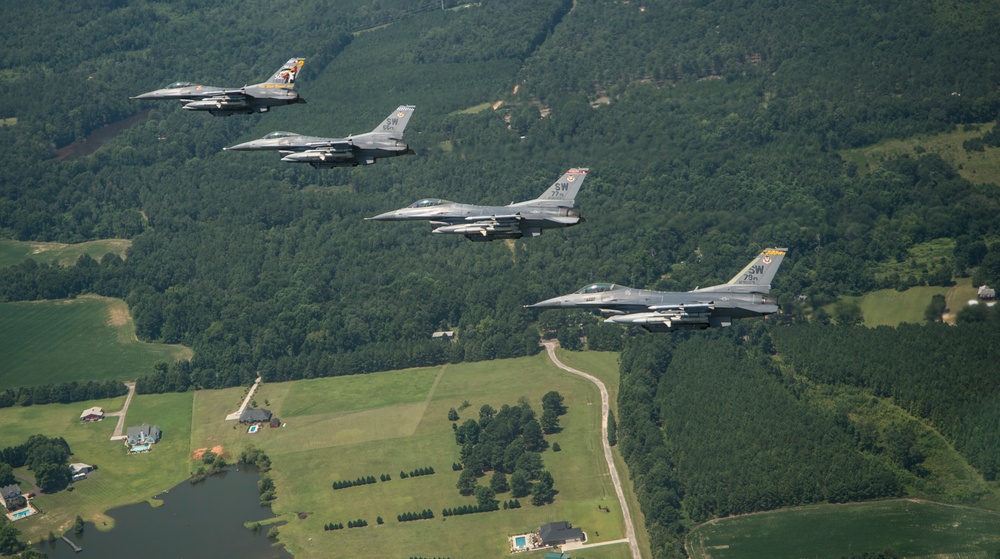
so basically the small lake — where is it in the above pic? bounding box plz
[38,467,291,559]
[55,110,149,162]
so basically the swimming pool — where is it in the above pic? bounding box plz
[515,536,526,547]
[12,509,32,519]
[248,425,259,434]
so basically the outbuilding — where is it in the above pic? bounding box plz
[80,407,104,422]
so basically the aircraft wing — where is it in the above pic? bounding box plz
[647,302,715,313]
[465,214,523,222]
[303,139,353,150]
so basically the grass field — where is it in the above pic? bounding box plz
[0,295,192,389]
[188,354,633,559]
[839,286,950,326]
[686,499,1000,559]
[840,121,1000,185]
[0,239,131,267]
[0,391,195,542]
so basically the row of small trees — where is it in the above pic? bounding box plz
[332,475,378,490]
[397,509,434,522]
[401,466,435,478]
[441,502,499,516]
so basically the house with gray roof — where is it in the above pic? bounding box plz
[538,521,585,547]
[0,484,26,511]
[125,423,161,446]
[239,408,272,424]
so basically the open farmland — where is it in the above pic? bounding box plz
[191,353,633,559]
[686,499,1000,559]
[0,295,191,389]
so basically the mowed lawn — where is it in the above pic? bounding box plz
[686,499,1000,559]
[0,296,192,389]
[0,239,131,267]
[0,391,195,542]
[191,354,632,559]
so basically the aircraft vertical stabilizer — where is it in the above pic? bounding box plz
[693,248,788,294]
[512,168,588,208]
[370,105,416,138]
[264,58,305,86]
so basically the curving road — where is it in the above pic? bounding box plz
[543,341,641,559]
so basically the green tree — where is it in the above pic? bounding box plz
[73,515,85,535]
[531,470,555,505]
[541,391,565,415]
[457,468,478,496]
[510,470,531,498]
[541,408,560,434]
[489,470,509,494]
[0,522,24,555]
[447,407,459,421]
[607,412,617,446]
[0,463,14,486]
[924,294,947,323]
[522,419,547,452]
[475,485,497,508]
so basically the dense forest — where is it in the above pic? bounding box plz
[3,1,1000,557]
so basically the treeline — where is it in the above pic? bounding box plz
[0,378,127,408]
[772,320,1000,480]
[1,435,73,493]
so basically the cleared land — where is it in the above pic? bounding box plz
[191,353,630,559]
[0,391,195,542]
[840,121,1000,185]
[0,239,131,267]
[0,296,191,389]
[839,286,950,326]
[686,499,1000,559]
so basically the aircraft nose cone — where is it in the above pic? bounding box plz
[365,211,397,221]
[525,296,566,308]
[130,91,158,100]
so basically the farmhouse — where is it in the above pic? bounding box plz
[538,521,585,547]
[126,423,162,446]
[239,408,272,424]
[432,330,456,340]
[80,406,104,422]
[979,285,996,300]
[0,484,26,511]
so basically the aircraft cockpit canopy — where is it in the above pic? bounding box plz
[408,198,451,208]
[575,283,617,294]
[166,82,195,89]
[263,131,300,139]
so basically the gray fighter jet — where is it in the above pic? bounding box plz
[528,247,788,331]
[223,105,415,168]
[367,168,588,241]
[131,58,305,116]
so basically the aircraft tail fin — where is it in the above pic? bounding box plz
[264,58,305,86]
[512,168,588,208]
[694,248,788,294]
[370,105,416,138]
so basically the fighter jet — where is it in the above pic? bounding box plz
[131,58,306,116]
[528,248,788,332]
[224,105,415,168]
[367,168,588,241]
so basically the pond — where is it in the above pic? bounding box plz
[38,467,290,559]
